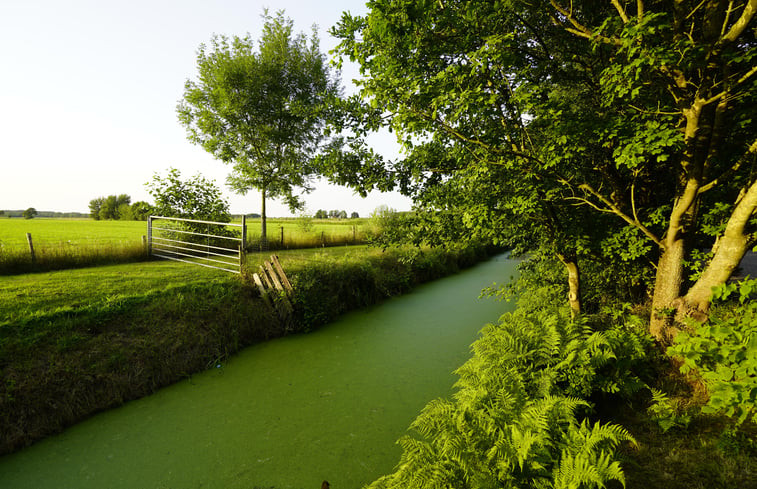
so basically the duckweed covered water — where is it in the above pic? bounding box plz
[0,254,518,489]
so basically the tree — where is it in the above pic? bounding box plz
[314,209,328,219]
[145,168,231,223]
[89,197,104,220]
[90,194,131,220]
[351,211,359,219]
[23,207,37,219]
[331,1,757,340]
[130,201,153,221]
[178,10,340,246]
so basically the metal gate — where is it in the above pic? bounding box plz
[147,216,247,274]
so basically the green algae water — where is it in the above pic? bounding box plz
[0,254,518,489]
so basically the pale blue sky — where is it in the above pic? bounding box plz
[0,0,410,216]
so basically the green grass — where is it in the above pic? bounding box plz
[0,243,495,455]
[0,217,374,274]
[0,246,371,326]
[0,217,369,249]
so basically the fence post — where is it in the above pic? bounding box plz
[147,216,153,257]
[280,226,284,248]
[242,215,247,251]
[26,233,35,263]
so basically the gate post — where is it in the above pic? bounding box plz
[147,216,153,257]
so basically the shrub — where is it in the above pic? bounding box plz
[668,278,757,425]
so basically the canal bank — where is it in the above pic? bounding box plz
[0,253,519,489]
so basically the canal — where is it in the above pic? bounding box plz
[0,254,518,489]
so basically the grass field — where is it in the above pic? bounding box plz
[0,217,374,274]
[0,217,370,248]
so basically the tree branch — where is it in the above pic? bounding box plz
[720,0,756,44]
[572,182,665,248]
[611,0,630,23]
[699,139,757,194]
[549,1,624,46]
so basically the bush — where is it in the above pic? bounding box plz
[668,278,757,425]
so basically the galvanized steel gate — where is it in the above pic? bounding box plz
[147,216,247,274]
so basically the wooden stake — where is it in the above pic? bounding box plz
[26,233,35,263]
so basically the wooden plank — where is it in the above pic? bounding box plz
[258,265,273,289]
[264,261,284,291]
[270,255,293,293]
[252,273,272,307]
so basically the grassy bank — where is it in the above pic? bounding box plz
[0,244,495,455]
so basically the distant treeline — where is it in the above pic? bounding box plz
[0,210,89,218]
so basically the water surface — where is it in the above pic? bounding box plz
[0,254,518,489]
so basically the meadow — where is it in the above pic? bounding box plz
[0,217,373,274]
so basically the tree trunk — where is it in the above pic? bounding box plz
[684,179,757,311]
[556,252,581,318]
[261,187,268,249]
[649,239,686,341]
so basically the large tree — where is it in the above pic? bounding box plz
[178,10,340,246]
[329,0,756,341]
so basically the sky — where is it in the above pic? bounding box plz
[0,0,411,217]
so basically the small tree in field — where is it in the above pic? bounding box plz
[23,208,37,219]
[178,10,340,246]
[146,168,231,223]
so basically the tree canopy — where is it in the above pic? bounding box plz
[329,0,757,340]
[178,10,340,244]
[145,168,231,223]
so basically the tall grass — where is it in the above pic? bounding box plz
[0,240,148,275]
[245,224,369,250]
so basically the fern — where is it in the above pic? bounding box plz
[366,304,645,489]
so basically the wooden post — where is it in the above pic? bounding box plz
[147,216,153,257]
[252,273,272,308]
[259,265,273,289]
[280,226,284,248]
[270,255,293,292]
[321,231,325,247]
[242,215,247,251]
[26,233,35,263]
[142,235,147,251]
[264,261,284,291]
[353,225,357,243]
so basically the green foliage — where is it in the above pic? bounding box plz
[178,9,340,239]
[22,208,37,220]
[130,201,153,221]
[328,0,757,327]
[369,303,648,488]
[668,278,757,425]
[289,245,490,331]
[146,168,231,223]
[646,388,692,433]
[89,195,132,220]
